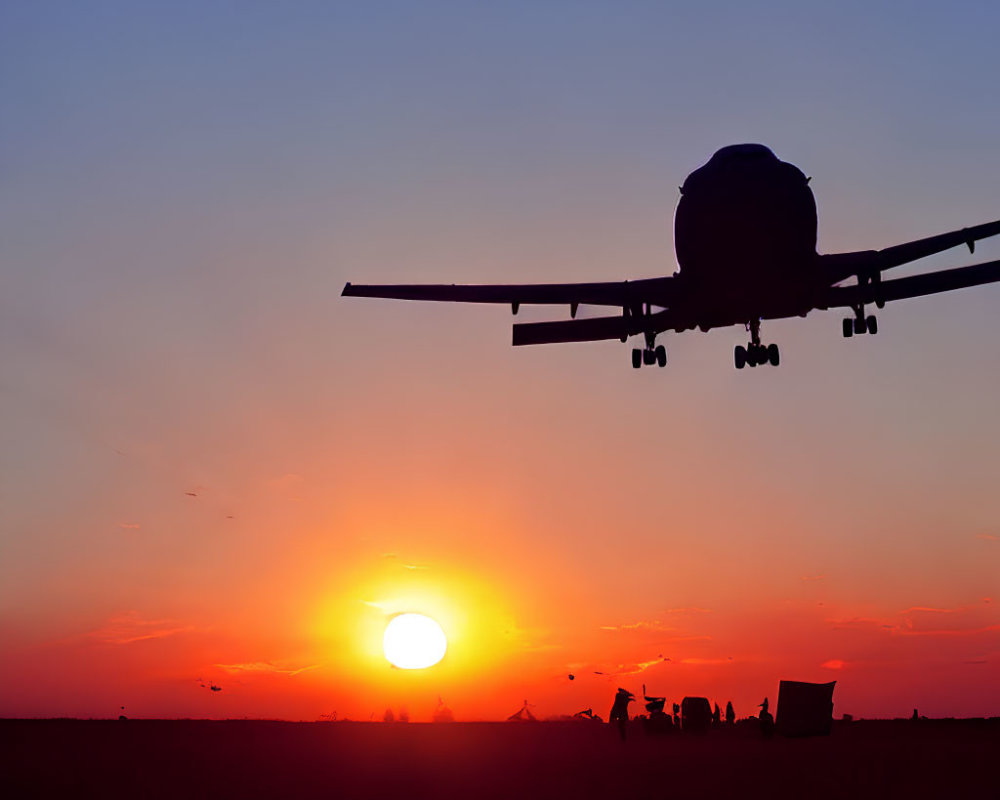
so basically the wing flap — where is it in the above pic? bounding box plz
[512,309,675,346]
[822,258,1000,309]
[821,218,1000,284]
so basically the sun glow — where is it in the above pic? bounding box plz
[383,613,448,669]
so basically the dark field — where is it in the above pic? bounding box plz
[2,718,996,799]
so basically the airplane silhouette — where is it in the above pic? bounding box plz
[343,144,1000,369]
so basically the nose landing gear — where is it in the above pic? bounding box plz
[735,319,779,369]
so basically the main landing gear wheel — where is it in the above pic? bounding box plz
[843,314,878,337]
[736,342,779,369]
[632,344,668,369]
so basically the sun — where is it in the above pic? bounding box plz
[383,613,448,669]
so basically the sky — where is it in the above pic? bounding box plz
[2,0,999,722]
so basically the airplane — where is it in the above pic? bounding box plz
[343,144,1000,369]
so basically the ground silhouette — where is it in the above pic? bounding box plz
[2,717,995,799]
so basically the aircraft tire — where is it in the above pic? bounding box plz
[632,349,642,369]
[735,345,746,369]
[866,315,878,335]
[767,344,780,366]
[853,317,866,335]
[656,345,667,367]
[842,318,853,338]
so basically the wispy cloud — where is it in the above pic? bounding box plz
[976,533,998,541]
[89,611,194,645]
[599,620,672,633]
[118,522,141,530]
[821,659,846,670]
[800,574,825,582]
[215,661,317,676]
[827,601,999,638]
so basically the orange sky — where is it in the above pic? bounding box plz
[2,2,1000,722]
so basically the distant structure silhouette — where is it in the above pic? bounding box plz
[432,697,454,723]
[681,697,712,734]
[640,684,672,734]
[641,684,666,714]
[712,703,721,728]
[382,708,395,723]
[609,688,635,740]
[725,701,735,726]
[775,680,835,737]
[574,708,603,722]
[507,699,537,722]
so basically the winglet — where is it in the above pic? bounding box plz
[342,282,352,296]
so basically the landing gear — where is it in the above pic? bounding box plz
[735,320,780,369]
[630,332,667,369]
[843,305,878,338]
[632,344,667,368]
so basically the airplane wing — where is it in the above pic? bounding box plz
[821,218,1000,285]
[512,308,677,346]
[821,258,1000,309]
[342,276,676,309]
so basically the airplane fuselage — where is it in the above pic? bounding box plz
[674,144,819,327]
[343,144,1000,369]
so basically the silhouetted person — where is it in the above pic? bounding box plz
[712,703,721,728]
[725,701,735,726]
[758,697,774,738]
[609,688,635,740]
[912,708,919,721]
